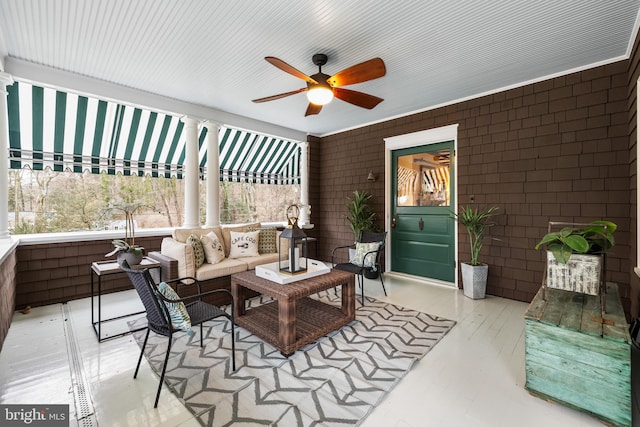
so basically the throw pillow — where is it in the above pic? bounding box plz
[228,230,260,258]
[221,223,260,257]
[349,241,382,268]
[201,232,225,264]
[248,227,277,254]
[186,233,205,268]
[157,282,193,335]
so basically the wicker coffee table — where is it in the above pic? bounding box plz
[231,269,355,356]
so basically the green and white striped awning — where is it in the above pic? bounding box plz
[6,81,300,184]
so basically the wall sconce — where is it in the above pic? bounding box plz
[367,171,376,182]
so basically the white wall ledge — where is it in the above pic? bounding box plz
[14,228,173,246]
[7,221,289,247]
[0,237,18,264]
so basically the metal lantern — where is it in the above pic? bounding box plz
[279,205,308,275]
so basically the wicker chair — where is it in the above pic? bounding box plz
[120,260,236,408]
[331,230,387,305]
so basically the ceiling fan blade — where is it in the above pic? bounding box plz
[252,88,307,103]
[305,103,322,116]
[328,58,386,87]
[333,87,383,109]
[265,57,318,84]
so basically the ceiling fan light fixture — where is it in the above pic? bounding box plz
[253,54,385,114]
[307,86,333,105]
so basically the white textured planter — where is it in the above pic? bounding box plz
[117,251,144,266]
[546,251,601,295]
[461,262,488,299]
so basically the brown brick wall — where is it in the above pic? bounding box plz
[317,60,633,312]
[306,135,322,243]
[628,26,640,318]
[15,235,166,308]
[0,248,17,351]
[317,126,387,261]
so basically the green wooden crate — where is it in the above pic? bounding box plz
[524,283,631,427]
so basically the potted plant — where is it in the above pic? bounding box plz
[346,190,380,279]
[104,201,146,266]
[535,221,616,263]
[535,221,616,294]
[451,205,499,299]
[346,190,376,243]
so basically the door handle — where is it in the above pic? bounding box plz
[419,217,424,231]
[391,215,397,229]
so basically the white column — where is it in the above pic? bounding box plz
[203,121,220,227]
[182,116,200,228]
[0,73,14,239]
[298,141,310,226]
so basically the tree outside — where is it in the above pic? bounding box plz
[8,168,299,234]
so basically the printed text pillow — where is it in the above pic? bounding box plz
[201,232,225,264]
[228,230,260,258]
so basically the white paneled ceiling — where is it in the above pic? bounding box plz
[0,0,639,137]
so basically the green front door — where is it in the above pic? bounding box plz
[391,141,455,282]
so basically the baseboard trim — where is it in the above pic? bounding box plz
[383,271,457,289]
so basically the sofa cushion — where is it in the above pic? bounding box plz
[186,233,205,268]
[222,222,260,256]
[201,232,225,264]
[248,227,277,254]
[161,237,195,278]
[349,241,382,268]
[243,252,281,269]
[173,227,224,246]
[229,230,260,258]
[195,258,248,281]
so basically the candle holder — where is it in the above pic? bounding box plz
[279,205,308,275]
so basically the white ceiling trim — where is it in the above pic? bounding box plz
[627,8,640,57]
[322,54,630,138]
[0,28,7,71]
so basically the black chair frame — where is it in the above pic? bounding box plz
[331,230,387,305]
[121,261,236,408]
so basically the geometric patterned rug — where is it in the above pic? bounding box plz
[130,289,455,426]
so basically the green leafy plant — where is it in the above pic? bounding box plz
[451,205,499,266]
[106,239,145,257]
[346,190,376,242]
[104,201,147,258]
[535,220,616,264]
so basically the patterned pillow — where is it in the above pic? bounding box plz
[349,241,382,268]
[186,233,205,268]
[201,232,225,264]
[157,282,193,335]
[228,230,260,258]
[248,227,277,254]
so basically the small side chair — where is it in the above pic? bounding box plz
[120,260,236,408]
[331,230,387,305]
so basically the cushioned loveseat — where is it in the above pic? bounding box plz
[148,222,283,305]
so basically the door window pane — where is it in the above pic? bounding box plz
[396,149,450,207]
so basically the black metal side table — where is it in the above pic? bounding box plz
[90,257,161,342]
